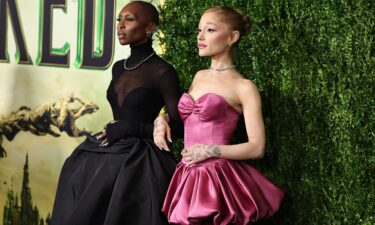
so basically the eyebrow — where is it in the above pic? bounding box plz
[199,22,217,26]
[200,22,217,26]
[118,12,136,18]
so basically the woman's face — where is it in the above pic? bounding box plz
[117,3,153,46]
[197,11,234,57]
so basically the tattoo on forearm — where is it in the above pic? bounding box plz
[153,117,166,138]
[154,118,162,127]
[205,145,221,157]
[189,144,221,163]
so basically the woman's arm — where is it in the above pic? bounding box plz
[153,67,184,150]
[153,71,203,150]
[157,66,184,139]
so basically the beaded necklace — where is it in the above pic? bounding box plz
[123,51,156,70]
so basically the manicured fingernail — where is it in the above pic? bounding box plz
[99,141,108,147]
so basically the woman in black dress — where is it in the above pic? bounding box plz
[50,1,183,225]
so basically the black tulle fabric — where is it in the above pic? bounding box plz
[50,41,182,225]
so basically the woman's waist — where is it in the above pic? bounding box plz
[183,140,230,149]
[184,131,233,148]
[112,113,157,123]
[178,157,238,168]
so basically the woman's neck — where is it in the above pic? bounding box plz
[127,40,154,65]
[210,53,234,69]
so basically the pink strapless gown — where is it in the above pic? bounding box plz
[162,93,284,225]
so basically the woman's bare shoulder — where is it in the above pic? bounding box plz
[234,76,260,101]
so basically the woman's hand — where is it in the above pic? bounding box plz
[181,144,221,165]
[96,120,118,147]
[153,114,171,151]
[96,130,108,147]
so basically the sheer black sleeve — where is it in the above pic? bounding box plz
[158,66,184,138]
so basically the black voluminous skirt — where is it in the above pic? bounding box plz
[50,135,176,225]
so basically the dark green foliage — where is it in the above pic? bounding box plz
[159,0,375,224]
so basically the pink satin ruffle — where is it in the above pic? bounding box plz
[162,159,284,225]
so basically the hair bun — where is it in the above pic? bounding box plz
[204,6,252,45]
[235,9,251,36]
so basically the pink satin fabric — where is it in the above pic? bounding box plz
[162,93,284,225]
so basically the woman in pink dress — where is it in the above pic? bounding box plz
[154,6,284,225]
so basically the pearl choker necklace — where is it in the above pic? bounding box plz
[123,51,156,70]
[210,65,236,72]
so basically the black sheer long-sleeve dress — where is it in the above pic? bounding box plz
[50,40,183,225]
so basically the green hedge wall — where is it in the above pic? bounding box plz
[158,0,375,224]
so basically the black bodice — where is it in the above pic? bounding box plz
[106,41,183,139]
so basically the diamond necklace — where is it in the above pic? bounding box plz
[210,65,236,72]
[123,51,156,70]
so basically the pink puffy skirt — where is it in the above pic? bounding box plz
[162,159,284,225]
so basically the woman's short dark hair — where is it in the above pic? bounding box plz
[131,1,159,26]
